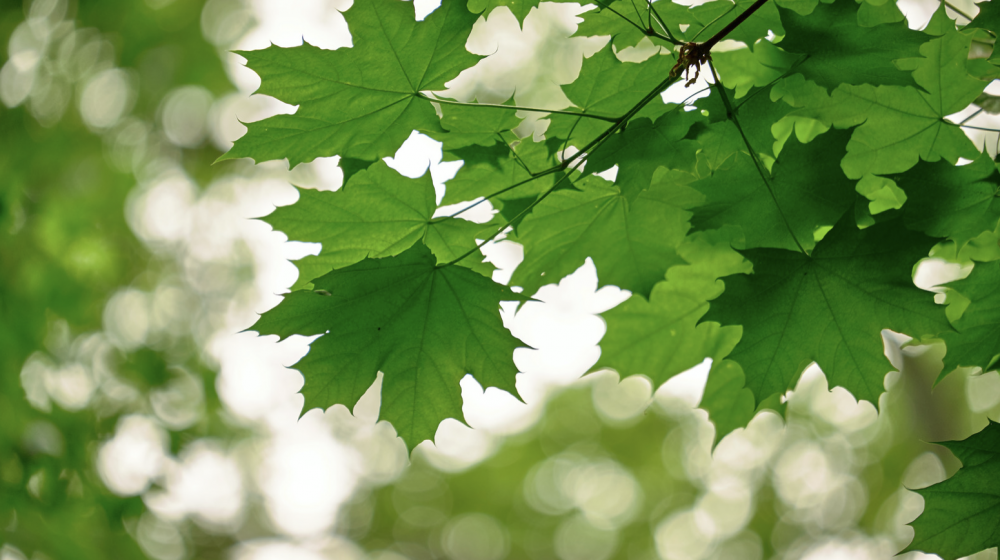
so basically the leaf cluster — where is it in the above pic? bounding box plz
[227,0,1000,555]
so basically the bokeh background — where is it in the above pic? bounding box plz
[2,0,1000,559]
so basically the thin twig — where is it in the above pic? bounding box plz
[420,93,618,122]
[960,108,984,125]
[959,124,1000,133]
[649,2,681,44]
[944,0,973,21]
[438,166,582,267]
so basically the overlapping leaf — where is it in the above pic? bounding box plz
[700,359,756,445]
[704,215,951,405]
[907,421,1000,559]
[597,228,749,383]
[777,0,925,90]
[688,128,855,252]
[253,244,526,449]
[266,162,491,289]
[510,175,695,297]
[796,27,986,178]
[596,282,741,385]
[221,0,480,167]
[897,155,1000,247]
[940,261,1000,376]
[587,111,702,201]
[695,77,805,163]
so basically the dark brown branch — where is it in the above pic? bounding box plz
[670,0,771,85]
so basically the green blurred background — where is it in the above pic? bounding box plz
[1,0,999,559]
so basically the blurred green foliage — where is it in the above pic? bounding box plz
[0,0,230,557]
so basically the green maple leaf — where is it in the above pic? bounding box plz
[597,228,749,383]
[510,175,695,297]
[220,0,480,167]
[907,421,1000,560]
[467,0,538,23]
[252,244,526,449]
[898,154,1000,247]
[596,283,742,385]
[546,45,675,150]
[587,111,702,201]
[700,359,756,445]
[689,128,855,252]
[777,0,925,90]
[711,41,800,99]
[265,161,492,289]
[939,261,1000,376]
[704,214,951,405]
[969,0,1000,37]
[798,27,985,178]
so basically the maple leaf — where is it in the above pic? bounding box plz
[968,0,1000,37]
[265,161,492,290]
[897,154,1000,247]
[796,27,985,178]
[689,128,855,252]
[704,214,951,405]
[695,77,803,163]
[597,228,749,383]
[596,283,741,386]
[510,175,695,297]
[777,0,926,90]
[907,421,1000,560]
[939,261,1000,376]
[220,0,480,167]
[700,359,756,445]
[252,244,526,450]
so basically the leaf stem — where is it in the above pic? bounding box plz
[959,107,984,125]
[958,123,1000,133]
[648,2,681,44]
[420,93,619,122]
[708,62,808,255]
[501,133,540,176]
[944,0,973,21]
[591,0,659,41]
